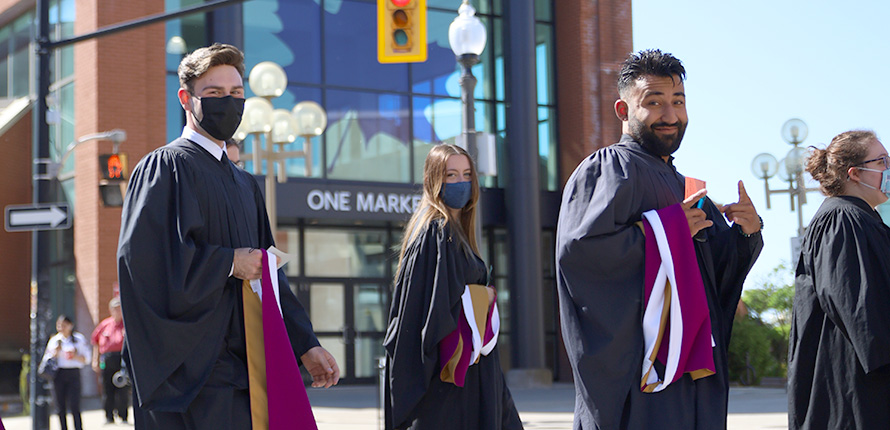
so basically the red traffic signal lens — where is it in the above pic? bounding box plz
[392,9,409,27]
[391,0,411,6]
[393,29,409,47]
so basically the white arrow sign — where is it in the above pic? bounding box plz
[4,204,71,232]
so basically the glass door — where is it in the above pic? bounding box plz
[295,279,390,384]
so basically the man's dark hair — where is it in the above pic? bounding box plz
[178,43,245,94]
[617,49,686,97]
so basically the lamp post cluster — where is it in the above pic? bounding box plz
[750,118,821,237]
[234,61,328,232]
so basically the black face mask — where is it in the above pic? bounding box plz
[192,95,245,141]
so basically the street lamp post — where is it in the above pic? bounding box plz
[751,118,821,237]
[449,0,487,243]
[448,0,487,163]
[236,62,327,233]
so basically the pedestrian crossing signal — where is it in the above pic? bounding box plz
[377,0,427,63]
[99,153,128,180]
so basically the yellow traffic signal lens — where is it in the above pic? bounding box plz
[392,9,409,27]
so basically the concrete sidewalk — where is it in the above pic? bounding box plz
[1,384,788,429]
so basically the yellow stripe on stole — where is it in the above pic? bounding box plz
[243,280,270,430]
[641,280,672,393]
[439,337,463,383]
[466,284,491,364]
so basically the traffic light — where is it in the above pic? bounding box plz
[98,153,128,207]
[377,0,427,64]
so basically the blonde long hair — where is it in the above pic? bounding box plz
[396,144,481,277]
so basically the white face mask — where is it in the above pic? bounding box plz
[855,167,890,197]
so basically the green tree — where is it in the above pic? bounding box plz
[729,263,795,383]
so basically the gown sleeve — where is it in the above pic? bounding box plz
[810,211,890,374]
[117,150,235,407]
[383,221,464,428]
[555,147,647,429]
[698,199,763,334]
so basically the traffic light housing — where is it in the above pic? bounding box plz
[377,0,427,63]
[98,153,128,207]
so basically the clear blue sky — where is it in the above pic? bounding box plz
[632,0,890,289]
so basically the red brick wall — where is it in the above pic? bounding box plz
[73,0,166,328]
[555,0,633,186]
[0,111,33,355]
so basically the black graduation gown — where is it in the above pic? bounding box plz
[788,196,890,430]
[554,135,763,430]
[117,138,320,414]
[383,220,522,430]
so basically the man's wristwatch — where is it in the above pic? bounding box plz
[740,216,764,238]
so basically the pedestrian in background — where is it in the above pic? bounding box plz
[383,144,522,430]
[43,315,90,430]
[91,296,128,425]
[788,130,890,429]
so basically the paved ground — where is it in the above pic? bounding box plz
[0,384,788,429]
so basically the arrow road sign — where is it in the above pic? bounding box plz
[4,204,71,232]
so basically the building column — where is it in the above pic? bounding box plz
[503,0,550,387]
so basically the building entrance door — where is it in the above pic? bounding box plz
[295,278,390,384]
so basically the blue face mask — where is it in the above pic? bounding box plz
[441,181,472,209]
[856,167,890,197]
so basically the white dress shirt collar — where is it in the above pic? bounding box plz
[179,126,224,161]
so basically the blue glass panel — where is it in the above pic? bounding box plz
[167,74,185,143]
[411,10,460,98]
[538,106,557,191]
[244,0,321,85]
[535,0,552,22]
[493,18,504,101]
[324,0,408,92]
[325,89,411,182]
[412,96,433,143]
[535,24,553,106]
[428,0,494,15]
[283,86,323,178]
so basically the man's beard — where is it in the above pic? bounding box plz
[629,118,686,157]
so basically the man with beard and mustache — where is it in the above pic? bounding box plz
[555,49,764,429]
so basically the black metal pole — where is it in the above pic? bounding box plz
[44,0,246,50]
[503,0,546,379]
[30,0,51,428]
[457,53,483,242]
[457,54,479,160]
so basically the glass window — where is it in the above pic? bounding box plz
[492,18,505,102]
[166,74,185,143]
[428,0,497,16]
[244,0,321,85]
[535,0,552,22]
[11,16,30,98]
[538,106,557,191]
[310,283,345,331]
[275,228,301,276]
[324,0,409,92]
[411,10,461,98]
[0,57,7,98]
[535,24,554,106]
[304,228,388,277]
[325,89,411,182]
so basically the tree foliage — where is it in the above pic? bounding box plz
[729,263,794,384]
